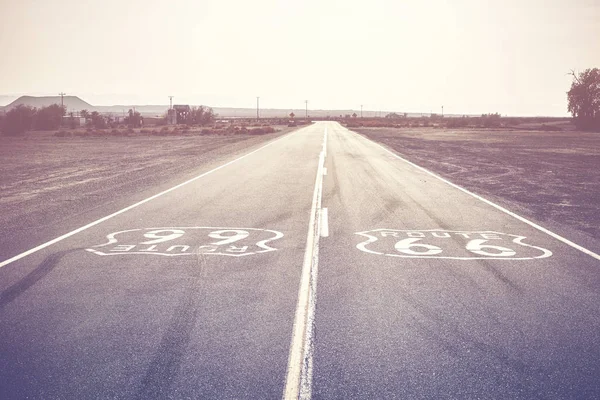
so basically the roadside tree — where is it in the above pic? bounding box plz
[90,111,107,129]
[2,105,36,135]
[34,104,65,130]
[188,106,215,125]
[567,68,600,131]
[124,109,142,127]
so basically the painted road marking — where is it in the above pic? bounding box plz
[283,128,327,400]
[352,128,600,262]
[86,227,284,257]
[356,229,552,260]
[321,208,329,238]
[0,133,294,269]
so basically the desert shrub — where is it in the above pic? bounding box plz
[446,117,470,128]
[248,126,276,135]
[54,130,69,137]
[480,113,502,128]
[140,129,150,134]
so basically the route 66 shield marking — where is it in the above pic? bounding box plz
[86,227,284,257]
[356,229,552,260]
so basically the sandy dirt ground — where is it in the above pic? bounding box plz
[354,127,600,239]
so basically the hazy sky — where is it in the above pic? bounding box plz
[1,0,599,115]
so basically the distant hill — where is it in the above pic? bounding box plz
[0,95,19,107]
[5,96,93,111]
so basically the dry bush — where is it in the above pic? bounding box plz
[248,126,276,135]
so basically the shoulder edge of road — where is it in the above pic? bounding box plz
[346,126,600,262]
[0,127,304,269]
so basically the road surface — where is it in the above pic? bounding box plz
[1,122,599,399]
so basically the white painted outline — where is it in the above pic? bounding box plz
[0,133,293,269]
[348,127,600,262]
[356,229,552,260]
[283,127,327,400]
[321,208,329,238]
[85,227,284,257]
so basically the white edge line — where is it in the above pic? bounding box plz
[320,208,329,238]
[283,130,326,400]
[347,127,600,262]
[0,133,294,269]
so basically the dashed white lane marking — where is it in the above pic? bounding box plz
[321,208,329,238]
[0,133,295,269]
[283,127,327,400]
[351,127,600,262]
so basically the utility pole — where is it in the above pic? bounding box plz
[442,105,444,117]
[169,96,173,110]
[59,92,66,110]
[305,100,308,118]
[361,105,363,118]
[58,92,66,126]
[256,96,260,121]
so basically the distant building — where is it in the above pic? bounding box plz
[173,104,192,124]
[166,105,191,125]
[167,109,177,125]
[62,115,86,127]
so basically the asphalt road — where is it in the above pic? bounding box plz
[1,122,599,399]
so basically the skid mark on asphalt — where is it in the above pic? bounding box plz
[0,250,72,309]
[135,259,206,399]
[405,296,549,397]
